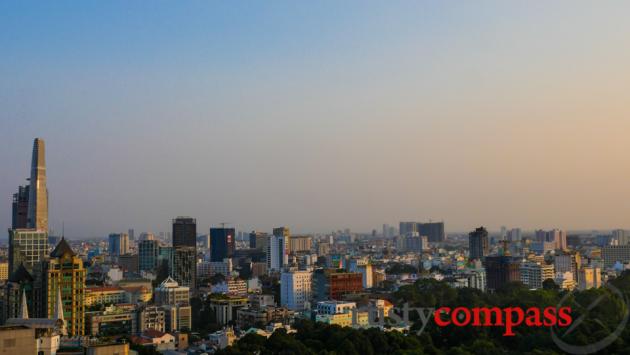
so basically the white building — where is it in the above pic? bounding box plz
[316,301,356,315]
[154,276,190,306]
[520,261,554,289]
[280,270,312,311]
[267,235,288,272]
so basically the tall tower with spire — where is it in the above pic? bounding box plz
[27,138,48,231]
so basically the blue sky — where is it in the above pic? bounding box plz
[2,2,630,238]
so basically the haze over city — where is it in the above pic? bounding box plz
[2,1,630,238]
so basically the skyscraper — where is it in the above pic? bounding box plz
[172,217,197,247]
[44,238,86,336]
[484,255,521,291]
[399,221,445,242]
[173,247,196,290]
[139,239,160,272]
[210,227,235,262]
[267,234,288,272]
[273,226,291,253]
[11,185,29,229]
[172,218,197,290]
[27,138,48,231]
[468,227,489,260]
[108,233,129,256]
[8,229,48,275]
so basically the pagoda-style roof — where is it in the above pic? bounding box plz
[8,264,34,283]
[50,237,76,258]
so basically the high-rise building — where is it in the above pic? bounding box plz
[507,228,522,242]
[382,224,390,238]
[8,229,48,275]
[312,269,363,302]
[267,234,288,272]
[578,266,601,290]
[44,238,86,336]
[108,233,129,256]
[173,247,196,290]
[11,185,30,229]
[210,227,235,262]
[399,222,445,242]
[118,254,139,273]
[602,245,630,267]
[612,229,630,246]
[280,270,312,311]
[520,261,554,289]
[249,231,269,251]
[535,229,567,250]
[139,239,160,272]
[173,217,196,248]
[154,277,190,306]
[554,252,581,284]
[27,138,48,231]
[484,255,521,291]
[289,235,312,253]
[469,227,489,260]
[273,226,291,252]
[400,233,428,253]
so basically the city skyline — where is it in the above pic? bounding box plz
[3,2,630,238]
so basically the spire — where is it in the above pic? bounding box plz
[54,286,64,321]
[19,290,28,319]
[54,286,67,336]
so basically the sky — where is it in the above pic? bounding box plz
[2,1,630,239]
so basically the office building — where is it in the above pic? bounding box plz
[267,234,288,272]
[249,231,269,251]
[173,247,196,289]
[312,269,363,302]
[612,229,630,246]
[44,238,86,336]
[155,277,190,306]
[578,266,602,290]
[8,228,48,275]
[208,296,249,326]
[0,262,8,281]
[210,227,235,262]
[535,229,567,251]
[469,227,489,260]
[484,255,521,292]
[138,239,160,272]
[602,245,630,267]
[520,261,554,289]
[280,270,312,311]
[399,221,445,242]
[507,228,522,242]
[554,252,581,284]
[172,217,196,248]
[26,138,48,231]
[118,254,139,273]
[11,185,29,229]
[108,233,129,256]
[289,235,312,253]
[136,305,166,334]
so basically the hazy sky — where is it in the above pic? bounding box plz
[2,1,630,239]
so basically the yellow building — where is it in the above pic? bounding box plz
[0,262,8,281]
[316,312,353,327]
[85,286,126,306]
[45,238,86,336]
